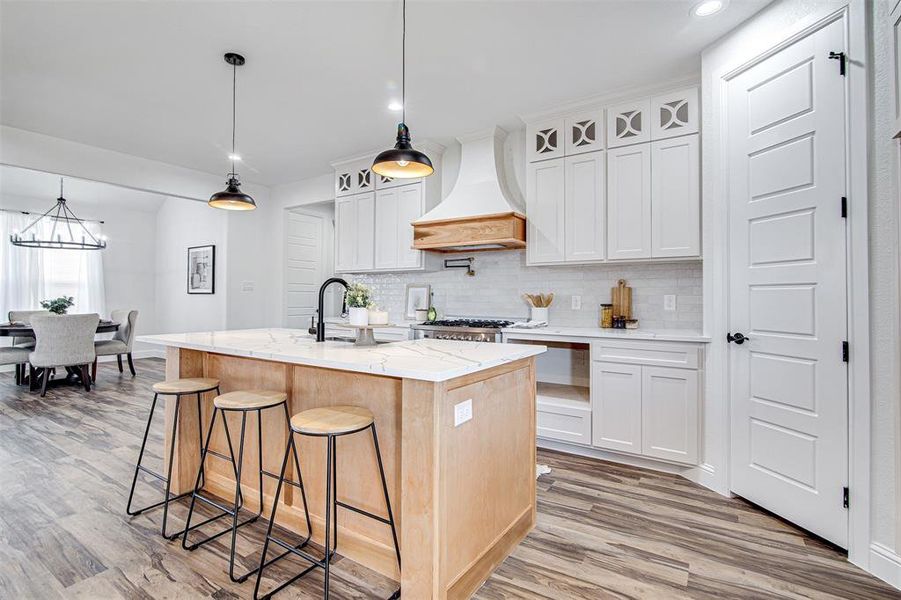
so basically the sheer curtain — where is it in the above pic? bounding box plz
[0,210,106,321]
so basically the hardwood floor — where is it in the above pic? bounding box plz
[0,358,897,599]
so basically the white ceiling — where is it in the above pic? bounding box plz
[0,0,768,185]
[0,165,166,213]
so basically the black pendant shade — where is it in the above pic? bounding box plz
[208,175,256,210]
[372,123,434,178]
[372,0,432,179]
[210,52,256,211]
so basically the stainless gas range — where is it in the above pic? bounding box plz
[410,319,513,342]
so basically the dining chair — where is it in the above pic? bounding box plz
[1,346,32,385]
[29,313,100,397]
[7,310,50,348]
[93,309,139,380]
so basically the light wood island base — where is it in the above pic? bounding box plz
[163,347,537,599]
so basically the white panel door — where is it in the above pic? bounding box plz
[285,211,324,328]
[591,362,642,453]
[354,192,375,271]
[728,17,848,547]
[641,366,698,464]
[651,134,700,257]
[564,152,605,262]
[335,196,356,272]
[526,158,566,264]
[374,188,399,269]
[607,144,651,260]
[396,183,424,269]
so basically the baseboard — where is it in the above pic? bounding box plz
[869,543,901,590]
[537,438,694,476]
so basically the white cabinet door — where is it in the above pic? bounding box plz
[607,144,651,260]
[526,118,565,162]
[591,362,642,453]
[650,87,699,141]
[335,168,354,198]
[335,195,357,271]
[564,152,605,262]
[374,188,399,269]
[565,111,604,155]
[607,98,651,148]
[396,183,424,269]
[526,158,566,264]
[354,192,375,271]
[355,164,374,194]
[641,366,699,464]
[651,135,700,258]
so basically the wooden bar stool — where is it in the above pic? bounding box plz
[126,377,221,539]
[182,390,312,584]
[253,405,400,600]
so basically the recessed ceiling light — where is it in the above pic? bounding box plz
[388,101,403,112]
[228,153,242,161]
[692,0,724,17]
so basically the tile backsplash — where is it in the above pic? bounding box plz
[350,252,702,331]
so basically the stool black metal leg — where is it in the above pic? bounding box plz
[285,402,313,541]
[159,394,182,539]
[331,434,338,557]
[323,433,334,599]
[225,411,250,581]
[126,392,161,517]
[371,423,401,568]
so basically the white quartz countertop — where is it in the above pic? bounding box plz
[138,328,546,382]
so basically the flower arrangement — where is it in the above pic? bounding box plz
[40,296,75,315]
[345,282,373,309]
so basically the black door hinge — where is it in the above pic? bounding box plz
[841,196,847,218]
[843,486,849,508]
[828,51,846,76]
[842,341,849,362]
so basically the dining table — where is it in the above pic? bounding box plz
[0,319,119,390]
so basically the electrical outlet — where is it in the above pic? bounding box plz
[571,295,582,310]
[664,295,677,311]
[454,399,473,427]
[241,281,255,292]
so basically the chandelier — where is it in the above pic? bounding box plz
[9,178,107,250]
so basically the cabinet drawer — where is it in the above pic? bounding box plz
[591,340,700,369]
[537,398,591,445]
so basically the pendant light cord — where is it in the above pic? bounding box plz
[231,60,237,177]
[402,0,406,125]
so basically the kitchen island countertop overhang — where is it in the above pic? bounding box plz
[137,328,545,599]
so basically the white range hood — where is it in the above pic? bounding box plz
[412,126,526,252]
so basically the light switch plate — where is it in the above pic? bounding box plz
[454,399,473,427]
[241,281,255,292]
[664,295,676,311]
[571,295,582,310]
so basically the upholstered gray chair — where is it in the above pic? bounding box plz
[7,310,50,348]
[29,313,100,396]
[92,309,138,380]
[0,346,32,385]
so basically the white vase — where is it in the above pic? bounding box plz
[530,307,549,323]
[349,307,369,327]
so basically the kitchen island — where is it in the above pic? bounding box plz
[137,328,545,599]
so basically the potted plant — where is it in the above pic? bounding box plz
[40,296,75,315]
[345,282,373,327]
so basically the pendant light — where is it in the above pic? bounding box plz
[209,52,256,210]
[9,178,107,250]
[372,0,433,178]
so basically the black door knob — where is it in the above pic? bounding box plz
[727,332,749,345]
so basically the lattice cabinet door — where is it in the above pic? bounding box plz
[354,163,374,194]
[335,167,354,198]
[526,118,566,162]
[650,87,699,141]
[564,111,605,156]
[606,99,651,148]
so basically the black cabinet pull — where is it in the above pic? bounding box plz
[727,332,749,345]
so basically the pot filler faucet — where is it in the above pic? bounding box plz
[315,277,348,342]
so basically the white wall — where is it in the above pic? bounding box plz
[154,197,227,333]
[701,0,901,585]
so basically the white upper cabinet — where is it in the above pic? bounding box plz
[607,144,651,260]
[650,87,699,141]
[335,167,354,198]
[354,192,375,271]
[564,152,605,261]
[651,134,700,258]
[564,111,605,155]
[607,98,651,148]
[374,184,424,270]
[335,195,356,271]
[335,159,374,197]
[526,158,566,264]
[526,118,565,162]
